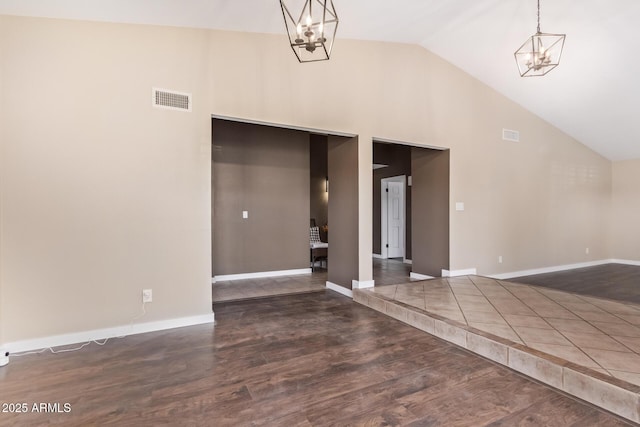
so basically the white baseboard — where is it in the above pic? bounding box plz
[442,268,477,277]
[611,259,640,266]
[326,281,353,298]
[213,268,311,282]
[404,259,413,265]
[488,259,612,280]
[352,279,375,289]
[410,272,434,280]
[372,253,384,259]
[5,313,215,354]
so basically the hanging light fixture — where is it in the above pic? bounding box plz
[514,0,565,77]
[280,0,339,63]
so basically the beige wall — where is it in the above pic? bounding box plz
[611,159,640,261]
[0,20,4,347]
[206,31,612,277]
[0,14,619,344]
[0,16,214,343]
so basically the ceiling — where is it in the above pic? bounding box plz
[1,0,639,161]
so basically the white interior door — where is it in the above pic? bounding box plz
[386,181,405,258]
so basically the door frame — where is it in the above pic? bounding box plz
[380,175,406,260]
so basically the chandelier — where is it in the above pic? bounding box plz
[280,0,339,63]
[514,0,565,77]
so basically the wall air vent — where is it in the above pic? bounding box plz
[152,88,192,112]
[502,128,520,142]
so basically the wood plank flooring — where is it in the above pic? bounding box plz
[511,263,640,304]
[212,258,413,303]
[0,292,633,426]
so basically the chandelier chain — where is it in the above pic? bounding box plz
[537,0,541,33]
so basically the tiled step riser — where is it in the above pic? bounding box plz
[353,290,640,424]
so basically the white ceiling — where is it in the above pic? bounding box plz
[2,0,639,160]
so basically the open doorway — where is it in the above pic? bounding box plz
[211,116,359,301]
[372,140,450,283]
[373,142,412,264]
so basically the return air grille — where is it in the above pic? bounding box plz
[502,128,520,142]
[152,88,192,112]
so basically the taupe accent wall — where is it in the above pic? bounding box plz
[412,148,450,277]
[328,136,359,289]
[212,120,310,275]
[372,142,412,258]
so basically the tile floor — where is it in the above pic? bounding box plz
[212,263,640,421]
[367,275,640,386]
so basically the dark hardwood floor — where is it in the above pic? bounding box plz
[510,263,640,304]
[0,292,632,426]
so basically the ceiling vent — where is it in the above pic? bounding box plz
[502,128,520,142]
[152,88,192,112]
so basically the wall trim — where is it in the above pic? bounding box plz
[486,259,613,280]
[212,115,357,138]
[213,268,311,282]
[352,279,375,289]
[611,259,640,266]
[372,253,384,259]
[5,313,215,354]
[326,281,353,298]
[442,268,477,277]
[410,272,434,280]
[373,137,448,151]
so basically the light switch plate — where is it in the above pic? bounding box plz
[242,211,249,219]
[455,202,465,211]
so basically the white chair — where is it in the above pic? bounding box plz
[310,226,328,271]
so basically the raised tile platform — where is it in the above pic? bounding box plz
[354,275,640,423]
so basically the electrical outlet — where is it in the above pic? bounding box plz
[142,289,153,303]
[498,255,503,264]
[585,247,590,254]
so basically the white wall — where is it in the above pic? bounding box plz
[0,15,616,345]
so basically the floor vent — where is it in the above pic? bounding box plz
[502,128,520,142]
[152,88,192,112]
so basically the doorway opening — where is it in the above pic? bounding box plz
[211,115,359,301]
[372,139,450,281]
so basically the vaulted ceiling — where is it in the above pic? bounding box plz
[2,0,639,160]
